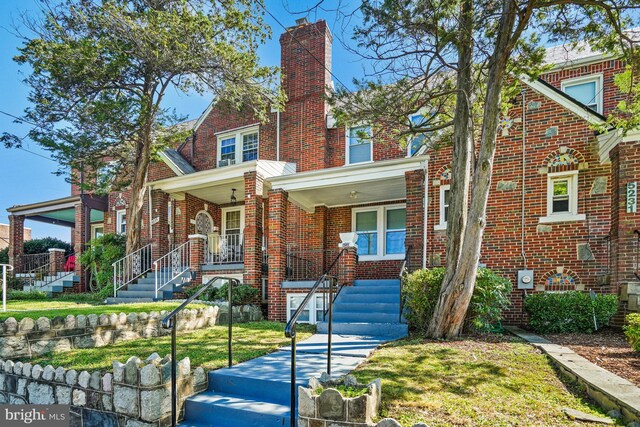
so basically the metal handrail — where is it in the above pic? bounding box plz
[399,246,412,323]
[28,253,76,291]
[284,248,347,427]
[18,252,50,273]
[161,276,239,427]
[154,241,192,299]
[112,244,152,297]
[1,264,14,312]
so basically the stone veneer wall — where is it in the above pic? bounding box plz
[0,304,263,359]
[0,353,207,427]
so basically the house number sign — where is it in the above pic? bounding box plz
[627,182,637,213]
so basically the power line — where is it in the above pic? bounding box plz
[257,2,353,94]
[16,146,57,163]
[0,110,38,127]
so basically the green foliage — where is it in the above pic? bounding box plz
[524,292,618,334]
[54,293,104,303]
[403,267,512,334]
[24,237,73,255]
[0,247,8,264]
[7,290,48,300]
[79,233,126,295]
[624,313,640,353]
[185,281,259,305]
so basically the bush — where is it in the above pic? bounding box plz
[524,291,618,334]
[185,281,259,305]
[54,293,104,303]
[24,237,73,255]
[79,234,126,296]
[624,313,640,352]
[0,247,8,264]
[7,289,48,300]
[403,267,512,334]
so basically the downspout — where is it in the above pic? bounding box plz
[276,109,281,161]
[148,185,153,241]
[423,155,430,269]
[521,89,527,270]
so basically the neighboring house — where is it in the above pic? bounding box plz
[6,19,640,325]
[0,223,31,250]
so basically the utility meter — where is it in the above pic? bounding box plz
[517,270,534,290]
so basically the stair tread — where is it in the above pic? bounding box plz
[188,391,290,414]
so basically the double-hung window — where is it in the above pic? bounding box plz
[352,205,406,260]
[408,113,427,156]
[561,75,603,114]
[216,125,259,167]
[540,171,585,223]
[116,210,126,234]
[435,185,450,230]
[346,125,372,164]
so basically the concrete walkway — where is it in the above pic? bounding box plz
[507,326,640,424]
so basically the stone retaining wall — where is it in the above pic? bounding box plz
[0,353,207,427]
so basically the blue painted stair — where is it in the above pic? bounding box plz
[317,279,408,339]
[178,279,408,427]
[105,268,191,304]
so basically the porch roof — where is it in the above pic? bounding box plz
[149,159,296,204]
[269,156,428,212]
[6,194,107,227]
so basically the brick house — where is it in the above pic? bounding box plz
[7,19,640,325]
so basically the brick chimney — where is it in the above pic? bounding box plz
[279,19,333,171]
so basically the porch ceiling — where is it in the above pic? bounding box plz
[269,156,428,212]
[6,194,107,227]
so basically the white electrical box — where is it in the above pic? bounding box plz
[517,270,534,290]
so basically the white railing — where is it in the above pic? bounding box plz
[204,233,244,264]
[154,241,192,299]
[1,264,14,312]
[112,244,153,297]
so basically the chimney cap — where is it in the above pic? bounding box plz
[295,17,309,26]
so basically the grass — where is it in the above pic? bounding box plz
[25,321,315,371]
[351,334,618,427]
[0,300,209,321]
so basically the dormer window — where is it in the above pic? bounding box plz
[561,74,603,114]
[346,125,372,165]
[216,125,259,167]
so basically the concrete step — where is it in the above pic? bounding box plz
[338,292,400,304]
[331,312,399,323]
[341,285,398,295]
[105,297,155,304]
[126,284,156,292]
[116,290,158,298]
[182,391,290,427]
[353,279,400,287]
[333,302,400,314]
[317,321,408,339]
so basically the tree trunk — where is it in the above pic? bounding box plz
[427,0,518,339]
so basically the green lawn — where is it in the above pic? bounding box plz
[352,335,616,427]
[25,321,315,371]
[0,301,208,321]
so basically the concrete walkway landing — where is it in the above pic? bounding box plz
[179,333,395,427]
[507,326,640,424]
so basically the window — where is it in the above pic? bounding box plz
[116,210,126,234]
[223,208,243,235]
[408,113,427,156]
[216,126,259,167]
[435,185,450,230]
[352,205,406,259]
[540,171,585,223]
[91,224,104,240]
[287,294,327,324]
[561,75,603,114]
[346,125,372,164]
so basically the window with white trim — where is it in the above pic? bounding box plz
[436,185,450,230]
[287,294,326,324]
[352,205,406,259]
[346,125,372,164]
[540,171,585,223]
[216,126,259,167]
[116,210,126,234]
[561,75,603,114]
[407,113,427,156]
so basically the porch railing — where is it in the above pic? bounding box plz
[204,233,243,264]
[154,241,192,299]
[24,253,75,291]
[112,244,152,297]
[18,252,50,274]
[286,249,344,282]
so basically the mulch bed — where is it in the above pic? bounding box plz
[543,328,640,387]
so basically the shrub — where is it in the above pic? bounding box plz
[79,234,126,296]
[24,237,73,255]
[0,247,8,264]
[54,293,104,303]
[185,281,259,305]
[7,289,48,300]
[624,313,640,352]
[524,291,618,334]
[403,267,512,334]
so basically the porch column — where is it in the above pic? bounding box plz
[243,171,264,292]
[267,189,288,322]
[405,169,425,271]
[188,234,206,286]
[341,246,358,286]
[151,190,170,258]
[8,215,25,272]
[610,142,640,320]
[48,248,66,276]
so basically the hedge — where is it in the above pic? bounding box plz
[624,313,640,353]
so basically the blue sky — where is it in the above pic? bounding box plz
[0,0,363,241]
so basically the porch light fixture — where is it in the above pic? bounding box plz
[350,191,358,199]
[230,188,237,206]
